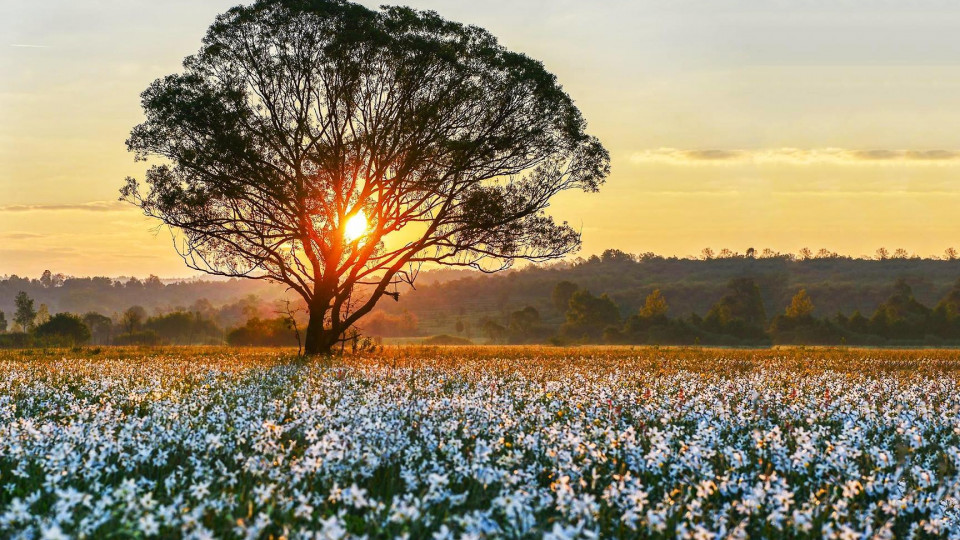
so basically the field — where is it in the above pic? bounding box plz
[1,347,959,538]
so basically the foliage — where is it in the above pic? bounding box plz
[226,317,298,347]
[33,313,91,346]
[551,280,579,314]
[560,289,620,341]
[13,291,36,332]
[507,306,543,343]
[143,311,221,345]
[701,278,768,341]
[784,288,814,318]
[0,332,33,349]
[121,0,609,353]
[113,330,161,346]
[639,289,669,319]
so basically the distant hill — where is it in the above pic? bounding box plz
[3,252,959,339]
[0,266,479,324]
[379,252,960,335]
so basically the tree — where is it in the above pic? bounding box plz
[122,0,609,355]
[40,270,53,288]
[552,281,579,314]
[83,312,114,345]
[562,289,620,340]
[639,289,668,319]
[34,314,91,345]
[507,306,541,342]
[785,289,814,319]
[944,247,958,261]
[35,304,51,327]
[815,248,836,259]
[875,247,889,260]
[703,278,767,340]
[227,317,298,347]
[868,278,930,340]
[13,291,36,332]
[121,306,147,334]
[0,311,6,333]
[601,249,634,264]
[479,317,507,344]
[798,247,813,261]
[700,247,715,260]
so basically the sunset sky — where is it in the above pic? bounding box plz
[3,0,960,277]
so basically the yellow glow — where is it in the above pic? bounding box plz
[343,212,368,243]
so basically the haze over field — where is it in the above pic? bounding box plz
[5,1,960,276]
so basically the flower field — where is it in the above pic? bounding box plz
[1,347,960,539]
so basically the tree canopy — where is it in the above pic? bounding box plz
[123,0,609,353]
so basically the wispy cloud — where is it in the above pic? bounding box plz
[9,44,49,49]
[0,201,128,212]
[0,232,44,240]
[630,148,960,166]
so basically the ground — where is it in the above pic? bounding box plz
[1,346,959,538]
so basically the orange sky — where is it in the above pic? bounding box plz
[3,1,960,277]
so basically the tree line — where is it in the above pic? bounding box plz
[0,289,303,349]
[470,276,960,346]
[384,248,960,336]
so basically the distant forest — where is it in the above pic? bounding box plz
[389,249,960,337]
[2,247,960,347]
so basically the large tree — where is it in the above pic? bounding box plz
[122,0,609,354]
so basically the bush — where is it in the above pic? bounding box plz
[114,330,161,346]
[227,318,298,347]
[34,313,91,346]
[0,332,34,349]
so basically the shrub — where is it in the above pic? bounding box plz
[34,313,91,346]
[114,330,161,346]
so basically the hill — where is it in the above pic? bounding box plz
[381,251,960,336]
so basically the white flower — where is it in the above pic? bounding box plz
[139,514,160,535]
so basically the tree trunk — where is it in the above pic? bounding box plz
[304,305,337,355]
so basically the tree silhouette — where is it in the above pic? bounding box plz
[552,281,579,314]
[13,291,36,332]
[122,0,609,354]
[35,314,91,345]
[121,306,147,334]
[562,289,620,340]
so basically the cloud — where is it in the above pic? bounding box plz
[630,148,960,166]
[9,44,49,48]
[0,201,129,212]
[0,232,44,240]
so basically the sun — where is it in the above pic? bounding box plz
[343,211,368,243]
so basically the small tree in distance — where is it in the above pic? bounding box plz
[640,289,669,319]
[785,289,815,319]
[13,292,36,332]
[552,281,580,314]
[122,0,610,354]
